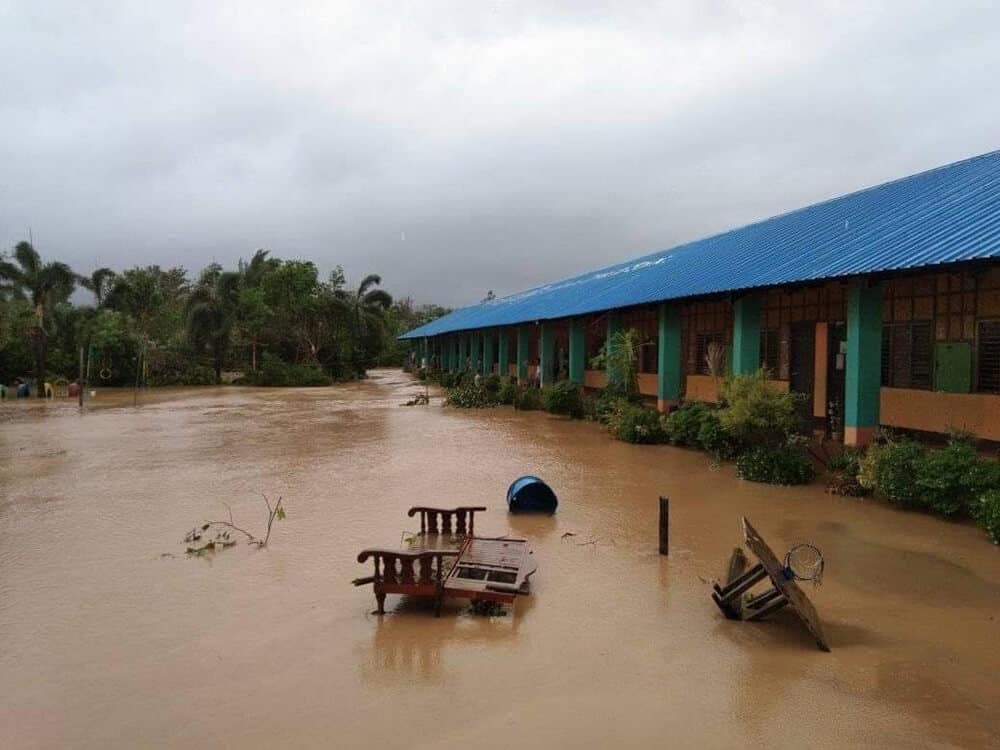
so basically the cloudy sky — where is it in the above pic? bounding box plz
[2,1,998,307]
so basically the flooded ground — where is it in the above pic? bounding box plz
[1,370,998,749]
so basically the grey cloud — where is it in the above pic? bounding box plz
[1,1,998,306]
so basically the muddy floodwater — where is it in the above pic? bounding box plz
[1,371,998,749]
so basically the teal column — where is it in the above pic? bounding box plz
[498,329,510,378]
[845,281,883,446]
[657,304,682,410]
[568,317,585,384]
[458,336,467,372]
[516,325,530,384]
[606,313,622,387]
[451,338,458,371]
[482,332,495,374]
[539,322,555,387]
[732,296,761,375]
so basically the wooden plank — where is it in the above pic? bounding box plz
[742,517,831,652]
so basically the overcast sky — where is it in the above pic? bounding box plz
[2,1,998,307]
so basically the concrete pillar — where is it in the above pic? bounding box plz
[482,331,495,374]
[606,313,622,387]
[732,295,761,376]
[498,329,510,378]
[657,304,682,411]
[516,325,530,384]
[568,317,586,384]
[844,281,883,446]
[539,322,555,387]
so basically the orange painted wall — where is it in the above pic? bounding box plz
[638,373,657,397]
[685,375,720,402]
[880,388,1000,442]
[584,370,608,389]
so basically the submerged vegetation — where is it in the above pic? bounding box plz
[0,241,448,390]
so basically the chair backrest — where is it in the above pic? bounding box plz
[406,506,487,536]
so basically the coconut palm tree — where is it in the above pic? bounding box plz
[0,241,77,396]
[185,265,241,383]
[79,267,117,307]
[336,273,393,376]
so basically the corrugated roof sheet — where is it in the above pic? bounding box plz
[401,149,1000,339]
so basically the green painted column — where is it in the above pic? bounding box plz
[498,329,510,378]
[845,281,883,446]
[458,336,467,372]
[568,317,586,384]
[657,304,682,410]
[450,338,458,371]
[539,322,555,387]
[482,332,495,374]
[606,313,622,387]
[732,296,761,375]
[516,325,530,384]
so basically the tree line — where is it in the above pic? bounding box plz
[0,241,448,394]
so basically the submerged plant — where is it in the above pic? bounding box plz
[184,495,286,555]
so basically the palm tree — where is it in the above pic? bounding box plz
[0,241,77,396]
[336,273,393,376]
[237,249,279,370]
[185,265,240,383]
[79,267,117,307]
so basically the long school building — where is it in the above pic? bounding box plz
[402,150,1000,446]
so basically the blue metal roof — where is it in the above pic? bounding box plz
[402,149,1000,339]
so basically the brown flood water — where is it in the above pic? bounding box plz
[1,370,998,749]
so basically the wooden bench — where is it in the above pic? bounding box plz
[354,548,459,616]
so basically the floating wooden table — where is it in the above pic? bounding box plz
[354,506,535,616]
[711,517,830,652]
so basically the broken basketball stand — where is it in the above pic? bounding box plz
[711,517,831,652]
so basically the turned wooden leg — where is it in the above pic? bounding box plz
[375,591,386,615]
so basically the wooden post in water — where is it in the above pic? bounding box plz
[658,496,669,555]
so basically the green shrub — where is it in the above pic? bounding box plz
[498,378,518,405]
[696,408,738,459]
[828,446,862,475]
[439,371,456,388]
[541,381,584,418]
[446,383,498,408]
[608,401,668,444]
[870,440,926,508]
[584,388,627,424]
[482,373,502,398]
[975,490,1000,544]
[736,444,814,485]
[665,401,712,446]
[914,438,979,517]
[962,457,1000,499]
[826,446,867,496]
[516,386,542,411]
[246,353,333,387]
[719,371,806,449]
[146,351,216,386]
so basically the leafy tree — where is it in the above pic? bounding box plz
[0,241,77,395]
[336,273,392,376]
[185,264,240,383]
[105,265,189,346]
